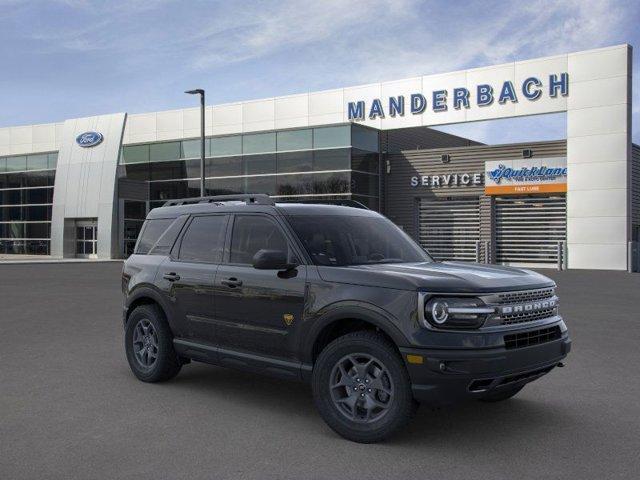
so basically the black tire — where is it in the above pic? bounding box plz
[125,304,182,383]
[312,331,418,443]
[479,385,524,403]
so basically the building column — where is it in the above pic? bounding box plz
[566,44,632,270]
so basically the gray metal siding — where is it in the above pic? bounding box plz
[384,140,567,245]
[632,144,640,239]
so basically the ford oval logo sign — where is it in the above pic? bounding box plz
[76,131,103,148]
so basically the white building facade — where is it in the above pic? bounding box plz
[0,45,636,271]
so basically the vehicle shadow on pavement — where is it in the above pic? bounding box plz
[154,363,575,446]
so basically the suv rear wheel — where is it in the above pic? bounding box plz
[312,331,417,443]
[125,304,182,382]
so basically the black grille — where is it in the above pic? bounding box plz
[502,307,557,325]
[497,288,555,304]
[504,326,561,349]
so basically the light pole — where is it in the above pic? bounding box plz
[185,88,205,197]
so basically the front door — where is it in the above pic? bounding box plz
[76,220,98,258]
[214,214,307,360]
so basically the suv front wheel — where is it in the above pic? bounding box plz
[312,331,417,443]
[125,304,182,383]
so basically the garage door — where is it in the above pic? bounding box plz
[418,197,480,261]
[495,195,567,265]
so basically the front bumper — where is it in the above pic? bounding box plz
[400,331,571,406]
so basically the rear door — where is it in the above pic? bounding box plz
[213,213,307,360]
[157,214,229,344]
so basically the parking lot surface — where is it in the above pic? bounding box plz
[1,263,639,479]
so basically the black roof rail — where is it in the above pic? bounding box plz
[290,199,370,210]
[163,194,275,207]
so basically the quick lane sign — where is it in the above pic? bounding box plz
[485,157,567,195]
[348,73,569,120]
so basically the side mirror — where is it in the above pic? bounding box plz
[252,249,297,270]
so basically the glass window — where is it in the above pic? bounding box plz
[244,154,276,175]
[313,149,350,171]
[230,215,288,264]
[351,126,379,152]
[122,145,150,164]
[243,133,276,154]
[276,174,314,195]
[26,240,50,255]
[181,139,210,159]
[207,156,242,177]
[209,177,243,195]
[27,154,49,170]
[6,156,27,172]
[179,215,227,263]
[121,163,150,181]
[26,222,50,239]
[351,171,379,197]
[211,136,242,157]
[313,126,350,149]
[313,172,350,194]
[3,221,25,238]
[0,158,6,173]
[149,215,188,255]
[277,129,312,151]
[25,188,53,204]
[150,181,189,201]
[26,171,55,187]
[124,201,147,220]
[351,150,379,173]
[150,160,188,181]
[245,175,276,196]
[288,215,431,266]
[135,218,174,254]
[277,151,313,173]
[24,206,51,221]
[48,153,58,170]
[150,142,181,162]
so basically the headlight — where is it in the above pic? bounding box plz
[421,296,494,329]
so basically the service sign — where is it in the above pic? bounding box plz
[484,157,567,195]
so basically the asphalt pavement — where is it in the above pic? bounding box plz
[1,263,639,479]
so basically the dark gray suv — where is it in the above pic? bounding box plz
[122,194,570,443]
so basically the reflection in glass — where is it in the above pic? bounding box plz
[277,129,312,151]
[277,151,313,173]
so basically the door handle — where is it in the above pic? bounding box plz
[163,272,181,282]
[221,277,243,288]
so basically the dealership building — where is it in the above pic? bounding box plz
[0,44,637,271]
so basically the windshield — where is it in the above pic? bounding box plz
[287,214,433,266]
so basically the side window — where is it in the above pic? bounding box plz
[178,215,227,263]
[229,215,289,264]
[149,215,188,255]
[135,218,173,254]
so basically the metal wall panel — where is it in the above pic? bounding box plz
[494,195,567,265]
[419,196,480,261]
[385,139,567,243]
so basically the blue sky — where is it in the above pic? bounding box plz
[0,0,638,144]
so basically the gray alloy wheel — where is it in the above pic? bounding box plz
[132,318,159,368]
[312,330,417,443]
[329,353,394,423]
[124,304,182,383]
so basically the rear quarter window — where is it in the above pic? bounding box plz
[135,218,174,254]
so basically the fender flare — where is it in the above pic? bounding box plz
[124,285,172,326]
[301,302,410,365]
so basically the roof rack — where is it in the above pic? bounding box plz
[163,194,275,207]
[292,199,370,210]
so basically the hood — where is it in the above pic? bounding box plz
[317,261,554,293]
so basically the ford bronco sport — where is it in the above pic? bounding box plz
[122,194,570,443]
